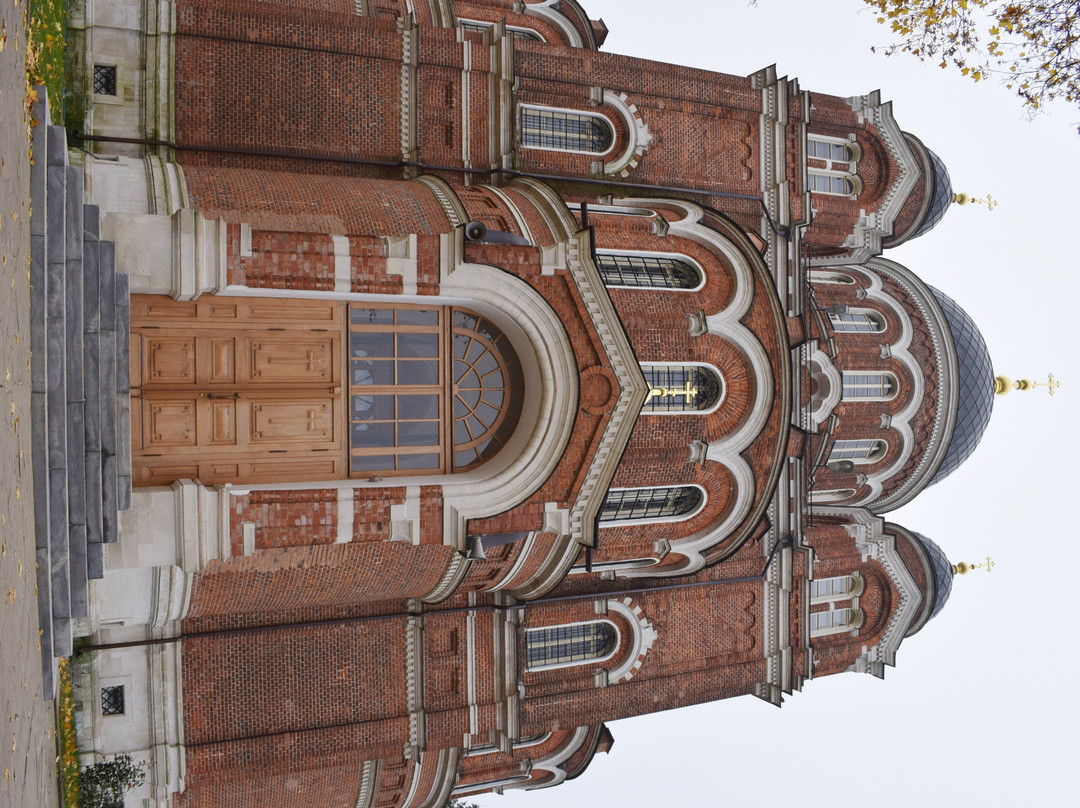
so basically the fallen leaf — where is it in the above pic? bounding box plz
[6,589,14,603]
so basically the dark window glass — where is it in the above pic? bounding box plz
[93,65,117,96]
[101,685,125,716]
[521,107,613,153]
[526,622,618,668]
[599,486,704,522]
[642,365,722,412]
[596,253,702,290]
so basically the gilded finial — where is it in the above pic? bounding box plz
[952,192,998,210]
[994,373,1061,396]
[954,556,995,575]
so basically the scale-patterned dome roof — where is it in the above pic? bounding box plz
[927,286,995,487]
[910,148,953,240]
[908,531,954,628]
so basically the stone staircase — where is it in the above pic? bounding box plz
[29,90,132,695]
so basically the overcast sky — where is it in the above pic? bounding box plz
[478,2,1080,806]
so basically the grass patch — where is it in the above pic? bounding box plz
[56,658,80,808]
[26,0,66,124]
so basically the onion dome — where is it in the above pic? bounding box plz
[926,286,995,487]
[909,148,953,240]
[904,531,954,636]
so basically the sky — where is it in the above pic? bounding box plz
[480,1,1080,806]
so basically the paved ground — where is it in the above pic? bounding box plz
[0,1,61,806]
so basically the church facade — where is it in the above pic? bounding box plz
[68,2,996,806]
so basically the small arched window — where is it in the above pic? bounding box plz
[460,19,545,42]
[841,371,898,401]
[827,439,887,464]
[829,309,886,333]
[809,488,857,503]
[520,105,614,154]
[642,364,723,413]
[808,270,856,285]
[525,621,618,670]
[809,607,864,637]
[599,485,705,523]
[596,252,703,290]
[809,172,859,196]
[810,575,864,602]
[570,557,659,574]
[808,136,860,166]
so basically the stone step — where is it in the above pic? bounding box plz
[84,218,103,554]
[115,272,131,510]
[29,92,53,697]
[65,167,88,619]
[45,126,69,627]
[99,240,119,544]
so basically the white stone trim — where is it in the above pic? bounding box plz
[383,233,419,295]
[602,598,658,683]
[515,726,591,792]
[522,0,584,47]
[807,343,843,428]
[336,488,354,543]
[596,90,653,177]
[332,234,351,293]
[814,507,923,676]
[613,200,777,576]
[390,485,423,545]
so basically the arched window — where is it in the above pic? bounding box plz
[641,364,723,413]
[810,575,864,601]
[828,309,886,333]
[809,607,864,637]
[841,371,898,401]
[520,105,614,154]
[827,439,887,464]
[569,557,659,574]
[808,136,860,166]
[349,306,524,474]
[599,485,705,523]
[808,270,856,285]
[596,252,703,290]
[809,171,859,196]
[809,488,857,503]
[807,135,861,197]
[525,621,618,670]
[460,19,545,41]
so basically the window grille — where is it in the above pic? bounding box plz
[461,20,543,41]
[829,311,885,333]
[520,107,613,153]
[808,138,855,162]
[809,171,854,195]
[827,439,887,463]
[841,371,897,400]
[348,306,523,474]
[526,622,617,668]
[596,253,702,290]
[642,365,722,412]
[599,486,703,522]
[93,65,117,96]
[101,685,125,716]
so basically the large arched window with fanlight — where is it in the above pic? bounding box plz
[348,306,524,475]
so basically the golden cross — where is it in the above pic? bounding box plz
[1030,372,1062,396]
[645,381,699,403]
[971,556,995,573]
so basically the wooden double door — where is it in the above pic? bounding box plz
[131,296,347,486]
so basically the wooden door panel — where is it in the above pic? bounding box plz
[247,337,336,384]
[249,400,336,444]
[140,399,198,449]
[131,295,347,486]
[144,336,197,385]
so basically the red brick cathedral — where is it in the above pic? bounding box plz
[69,2,999,806]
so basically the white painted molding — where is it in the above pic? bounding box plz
[604,598,658,683]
